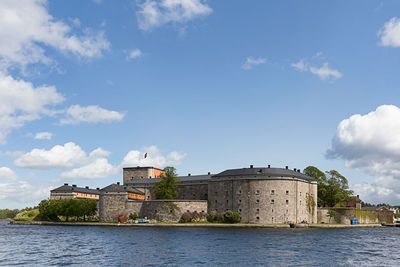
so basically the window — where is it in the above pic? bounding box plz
[256,216,260,220]
[272,209,274,213]
[239,190,242,194]
[256,199,260,203]
[272,217,274,222]
[271,199,274,204]
[239,209,242,212]
[226,200,229,204]
[271,190,275,195]
[239,199,242,203]
[256,208,260,213]
[215,200,218,203]
[255,190,260,195]
[300,192,302,196]
[286,200,289,205]
[286,190,289,195]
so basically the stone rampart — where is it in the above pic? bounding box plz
[317,207,394,224]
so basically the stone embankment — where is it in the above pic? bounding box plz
[10,220,385,228]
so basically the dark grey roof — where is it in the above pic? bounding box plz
[212,167,316,181]
[126,174,213,185]
[101,183,144,194]
[51,184,100,194]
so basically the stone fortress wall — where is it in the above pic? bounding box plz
[208,169,318,224]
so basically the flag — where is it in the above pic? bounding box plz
[144,153,148,159]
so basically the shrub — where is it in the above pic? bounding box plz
[207,211,223,223]
[223,211,240,223]
[179,212,192,223]
[129,213,139,220]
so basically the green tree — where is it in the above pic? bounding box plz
[327,210,336,223]
[81,199,97,221]
[304,166,354,207]
[155,166,180,199]
[38,200,60,221]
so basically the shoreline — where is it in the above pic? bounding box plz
[9,220,384,229]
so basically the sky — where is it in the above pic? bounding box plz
[2,0,400,208]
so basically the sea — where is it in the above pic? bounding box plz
[0,220,399,266]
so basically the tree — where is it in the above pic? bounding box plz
[155,166,180,199]
[327,210,336,223]
[304,166,354,207]
[304,166,328,206]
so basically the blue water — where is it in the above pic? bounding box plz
[0,220,399,266]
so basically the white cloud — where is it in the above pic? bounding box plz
[0,0,110,71]
[61,158,119,179]
[136,0,212,31]
[0,180,52,208]
[14,142,108,169]
[241,57,267,70]
[59,105,125,125]
[290,59,307,72]
[309,63,342,80]
[121,145,186,168]
[126,48,143,60]
[0,167,17,180]
[378,17,400,47]
[291,54,342,81]
[0,72,64,144]
[352,176,400,204]
[34,131,53,140]
[327,105,400,204]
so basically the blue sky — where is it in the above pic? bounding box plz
[2,0,400,208]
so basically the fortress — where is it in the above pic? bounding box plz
[52,165,318,224]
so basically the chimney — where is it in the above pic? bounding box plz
[117,182,120,185]
[188,173,191,176]
[294,168,297,172]
[250,165,253,168]
[208,172,211,175]
[72,184,77,187]
[85,186,89,189]
[285,166,288,169]
[268,165,270,168]
[96,188,100,190]
[357,195,359,199]
[297,169,300,173]
[64,183,68,186]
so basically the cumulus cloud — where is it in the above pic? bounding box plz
[0,180,52,208]
[121,145,186,168]
[126,48,143,60]
[0,72,64,144]
[136,0,212,31]
[0,0,110,71]
[59,105,125,125]
[291,53,342,81]
[241,57,267,70]
[327,105,400,204]
[0,167,17,180]
[14,142,109,169]
[378,17,400,47]
[61,158,119,179]
[34,131,53,140]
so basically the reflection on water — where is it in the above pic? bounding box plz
[0,220,399,266]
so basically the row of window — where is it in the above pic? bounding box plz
[236,190,291,195]
[215,199,291,205]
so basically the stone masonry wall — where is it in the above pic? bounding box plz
[123,168,152,184]
[139,200,207,222]
[317,208,394,224]
[208,177,317,224]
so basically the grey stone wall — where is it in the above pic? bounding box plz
[50,192,75,200]
[139,200,207,222]
[317,207,394,224]
[208,176,317,224]
[99,192,131,222]
[123,168,152,184]
[99,193,207,222]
